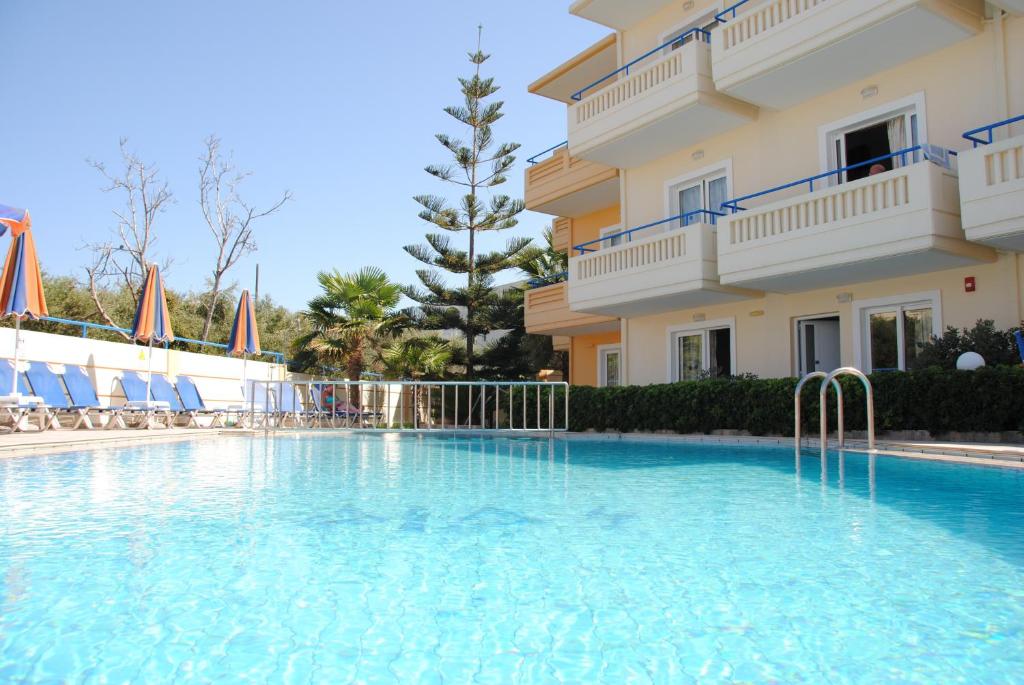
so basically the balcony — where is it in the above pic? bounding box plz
[712,0,983,109]
[524,145,620,217]
[568,35,758,168]
[959,117,1024,250]
[524,281,618,337]
[567,213,761,317]
[717,151,996,292]
[569,0,676,29]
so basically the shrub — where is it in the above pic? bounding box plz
[912,319,1021,370]
[568,367,1024,436]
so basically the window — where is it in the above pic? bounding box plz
[853,292,940,372]
[667,319,735,382]
[668,171,729,227]
[820,94,925,185]
[599,224,624,249]
[661,12,717,53]
[597,345,621,387]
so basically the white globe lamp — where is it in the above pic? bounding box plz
[956,351,985,370]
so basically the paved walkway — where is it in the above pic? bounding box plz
[0,428,243,456]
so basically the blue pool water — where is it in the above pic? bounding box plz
[1,435,1023,684]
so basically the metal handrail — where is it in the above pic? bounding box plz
[573,209,725,255]
[962,114,1024,147]
[250,379,570,433]
[32,315,286,363]
[793,371,843,449]
[715,0,751,23]
[720,145,953,213]
[571,28,711,102]
[526,141,568,165]
[819,368,875,455]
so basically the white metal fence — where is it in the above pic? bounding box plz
[245,380,569,432]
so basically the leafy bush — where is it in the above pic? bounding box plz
[569,367,1024,435]
[912,319,1021,370]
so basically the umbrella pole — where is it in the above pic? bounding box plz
[11,317,20,396]
[241,354,248,396]
[145,338,154,402]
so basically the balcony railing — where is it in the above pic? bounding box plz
[571,28,711,102]
[962,114,1024,147]
[720,146,956,213]
[526,141,569,165]
[573,210,726,255]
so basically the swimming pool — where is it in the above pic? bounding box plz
[1,435,1022,683]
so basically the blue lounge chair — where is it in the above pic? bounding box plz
[61,364,136,429]
[118,371,175,429]
[175,376,227,428]
[0,360,51,431]
[25,362,94,430]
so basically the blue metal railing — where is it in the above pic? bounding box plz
[962,114,1024,147]
[720,145,953,213]
[715,0,751,23]
[571,28,711,102]
[35,315,286,363]
[526,141,569,165]
[572,210,726,255]
[526,272,569,289]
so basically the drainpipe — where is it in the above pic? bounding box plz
[990,6,1009,130]
[619,318,629,387]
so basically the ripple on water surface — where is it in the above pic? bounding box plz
[1,435,1023,683]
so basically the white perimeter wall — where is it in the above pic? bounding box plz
[0,327,290,409]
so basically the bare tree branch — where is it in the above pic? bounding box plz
[84,138,173,327]
[198,135,291,339]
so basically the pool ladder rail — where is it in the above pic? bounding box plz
[794,367,876,454]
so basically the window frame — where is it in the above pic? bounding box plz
[817,92,927,183]
[663,159,733,228]
[665,317,737,383]
[597,344,622,388]
[851,291,942,372]
[599,223,624,249]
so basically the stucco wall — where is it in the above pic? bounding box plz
[621,17,1022,230]
[570,330,622,386]
[624,254,1023,384]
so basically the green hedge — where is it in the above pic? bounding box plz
[568,367,1024,435]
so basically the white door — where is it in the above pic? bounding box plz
[798,319,841,375]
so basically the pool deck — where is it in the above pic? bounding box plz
[1,427,1023,469]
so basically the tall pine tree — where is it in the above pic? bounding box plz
[404,29,528,378]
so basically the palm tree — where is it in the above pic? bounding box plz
[518,226,568,286]
[380,335,453,427]
[298,266,408,402]
[380,335,453,380]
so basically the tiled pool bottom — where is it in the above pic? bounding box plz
[1,435,1023,683]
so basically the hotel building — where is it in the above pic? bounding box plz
[523,0,1024,386]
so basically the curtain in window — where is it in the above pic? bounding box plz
[886,117,907,168]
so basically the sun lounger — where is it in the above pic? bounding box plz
[61,364,140,429]
[118,371,175,429]
[174,376,227,428]
[0,360,52,432]
[25,362,100,430]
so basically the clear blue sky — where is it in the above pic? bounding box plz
[0,0,607,310]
